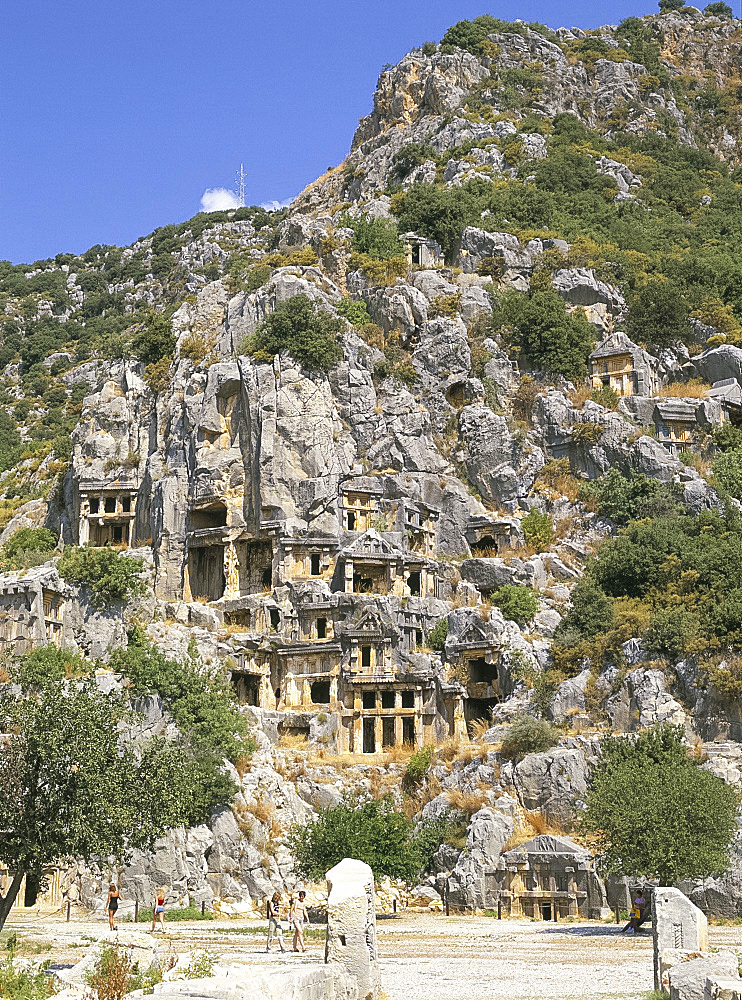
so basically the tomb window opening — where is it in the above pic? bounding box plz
[362,689,376,710]
[381,690,394,709]
[310,553,321,576]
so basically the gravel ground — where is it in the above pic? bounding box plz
[3,911,741,1000]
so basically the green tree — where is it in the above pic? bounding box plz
[659,0,686,9]
[491,584,540,625]
[288,795,449,883]
[347,216,402,260]
[131,311,175,366]
[705,2,733,15]
[492,289,595,380]
[0,677,234,931]
[712,448,742,499]
[579,469,680,525]
[108,630,249,763]
[246,295,344,373]
[554,580,615,646]
[392,184,481,260]
[582,725,738,883]
[625,280,692,349]
[57,547,146,607]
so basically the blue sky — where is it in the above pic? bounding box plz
[2,0,652,264]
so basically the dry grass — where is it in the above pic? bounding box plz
[279,733,308,751]
[524,809,566,836]
[679,451,710,476]
[568,384,592,408]
[445,788,489,816]
[657,379,709,398]
[234,753,252,780]
[468,718,492,743]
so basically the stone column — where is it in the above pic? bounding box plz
[325,858,380,1000]
[345,559,354,594]
[374,715,382,754]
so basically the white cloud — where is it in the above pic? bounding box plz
[200,187,242,212]
[260,198,294,211]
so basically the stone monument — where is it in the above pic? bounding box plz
[325,858,380,1000]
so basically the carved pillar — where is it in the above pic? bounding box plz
[78,498,90,545]
[224,542,240,599]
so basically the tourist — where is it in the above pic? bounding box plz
[266,892,285,952]
[629,891,646,932]
[151,887,167,932]
[106,883,120,931]
[291,890,309,952]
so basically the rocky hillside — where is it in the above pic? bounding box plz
[4,5,742,918]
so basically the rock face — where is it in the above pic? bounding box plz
[447,798,516,909]
[325,858,381,1000]
[8,6,742,924]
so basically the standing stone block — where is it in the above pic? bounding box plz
[653,887,709,990]
[325,858,380,1000]
[668,954,740,1000]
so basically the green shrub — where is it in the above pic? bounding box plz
[132,311,175,366]
[347,215,402,260]
[441,16,527,55]
[421,41,437,55]
[336,297,371,327]
[705,2,733,15]
[579,469,679,525]
[491,585,540,625]
[590,386,620,409]
[57,546,146,607]
[14,646,87,689]
[553,580,615,646]
[427,617,449,651]
[392,184,481,260]
[658,0,686,9]
[0,958,53,1000]
[245,295,343,373]
[405,745,434,785]
[521,509,554,552]
[713,424,742,452]
[645,606,701,659]
[3,527,55,560]
[499,714,560,762]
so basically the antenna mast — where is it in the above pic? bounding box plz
[235,163,246,208]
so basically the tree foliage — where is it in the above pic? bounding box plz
[491,584,540,625]
[582,725,738,882]
[57,546,146,607]
[3,527,56,561]
[0,675,234,930]
[580,469,680,525]
[491,289,595,379]
[108,629,249,763]
[499,714,560,762]
[246,295,344,372]
[521,509,555,552]
[288,795,454,883]
[625,280,692,349]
